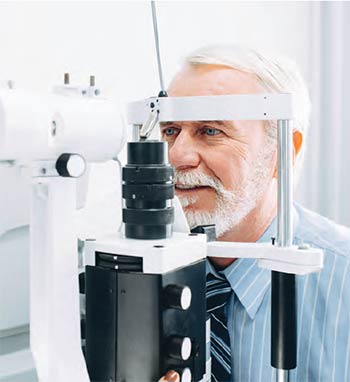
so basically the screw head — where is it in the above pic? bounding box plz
[51,121,57,137]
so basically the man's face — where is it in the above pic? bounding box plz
[161,64,277,237]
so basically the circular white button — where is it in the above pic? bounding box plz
[66,154,86,177]
[181,337,192,361]
[180,286,192,310]
[164,285,192,310]
[181,368,192,382]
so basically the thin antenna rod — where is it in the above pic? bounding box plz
[151,1,165,92]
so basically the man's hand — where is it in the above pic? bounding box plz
[158,370,180,382]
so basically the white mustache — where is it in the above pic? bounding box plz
[174,170,223,192]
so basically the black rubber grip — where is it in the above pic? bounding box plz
[123,207,174,226]
[122,166,174,184]
[271,271,297,370]
[122,183,174,201]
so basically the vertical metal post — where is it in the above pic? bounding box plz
[271,119,296,382]
[132,124,142,142]
[151,1,165,93]
[277,119,293,248]
[276,368,289,382]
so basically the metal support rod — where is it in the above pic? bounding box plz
[277,119,293,247]
[276,369,290,382]
[271,119,296,382]
[151,1,165,92]
[132,124,142,142]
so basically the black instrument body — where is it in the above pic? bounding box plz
[85,254,206,382]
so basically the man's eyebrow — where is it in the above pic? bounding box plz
[195,120,235,128]
[160,120,236,129]
[159,121,176,127]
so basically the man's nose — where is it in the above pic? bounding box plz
[169,132,201,170]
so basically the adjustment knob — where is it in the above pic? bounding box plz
[167,336,192,361]
[55,153,86,178]
[179,368,192,382]
[164,285,192,310]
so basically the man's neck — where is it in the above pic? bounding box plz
[209,185,277,270]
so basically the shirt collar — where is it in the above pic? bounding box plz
[207,204,299,320]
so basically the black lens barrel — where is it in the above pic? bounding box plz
[122,141,174,240]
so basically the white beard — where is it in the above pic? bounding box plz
[175,141,275,238]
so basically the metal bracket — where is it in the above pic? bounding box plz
[139,99,160,139]
[127,93,294,125]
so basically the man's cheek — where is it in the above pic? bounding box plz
[205,156,244,190]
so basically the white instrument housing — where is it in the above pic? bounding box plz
[0,89,126,163]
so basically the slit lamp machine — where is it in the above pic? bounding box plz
[0,3,324,382]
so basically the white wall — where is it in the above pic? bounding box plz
[0,1,312,98]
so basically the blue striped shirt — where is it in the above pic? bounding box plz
[207,202,350,381]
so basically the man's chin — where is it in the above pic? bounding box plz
[182,206,216,229]
[182,205,241,239]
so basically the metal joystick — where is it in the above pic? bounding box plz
[164,284,192,310]
[55,153,86,178]
[167,336,192,361]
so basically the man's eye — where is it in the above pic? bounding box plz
[203,128,221,136]
[163,127,177,136]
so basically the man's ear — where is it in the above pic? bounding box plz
[272,130,303,178]
[293,130,303,159]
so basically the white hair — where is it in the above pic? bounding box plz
[184,44,311,179]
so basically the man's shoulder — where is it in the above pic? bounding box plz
[294,202,350,258]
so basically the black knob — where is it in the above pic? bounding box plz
[167,336,192,361]
[164,285,192,310]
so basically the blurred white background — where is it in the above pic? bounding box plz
[0,1,348,226]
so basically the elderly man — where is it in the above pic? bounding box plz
[159,45,350,382]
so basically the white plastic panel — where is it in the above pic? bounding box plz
[85,231,207,274]
[207,241,323,275]
[126,93,294,124]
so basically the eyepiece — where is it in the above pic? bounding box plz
[122,141,174,239]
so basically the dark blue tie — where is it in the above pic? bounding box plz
[206,273,232,382]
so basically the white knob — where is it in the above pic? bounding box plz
[167,336,192,361]
[164,285,192,310]
[181,337,192,361]
[56,153,86,178]
[180,368,192,382]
